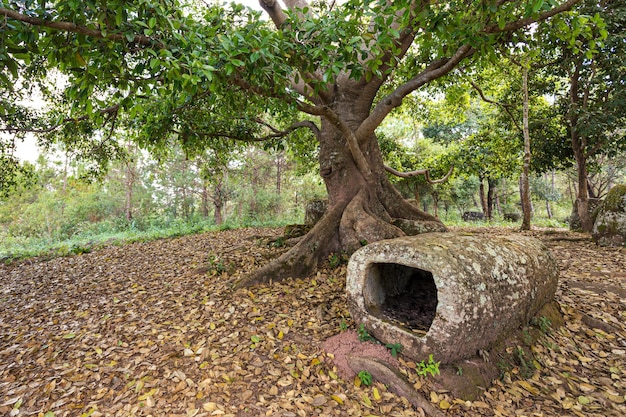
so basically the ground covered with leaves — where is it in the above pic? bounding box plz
[1,227,625,417]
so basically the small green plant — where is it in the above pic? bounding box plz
[357,324,373,342]
[359,239,368,246]
[455,365,463,376]
[416,354,440,377]
[514,345,535,378]
[207,254,227,275]
[272,236,286,248]
[537,316,552,334]
[328,252,348,268]
[339,319,348,331]
[385,343,403,358]
[357,370,372,386]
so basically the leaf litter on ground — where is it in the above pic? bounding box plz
[0,226,624,416]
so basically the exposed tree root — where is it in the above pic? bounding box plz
[235,188,447,288]
[348,355,445,417]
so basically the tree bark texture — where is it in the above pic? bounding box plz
[237,111,446,287]
[569,60,594,232]
[520,66,532,230]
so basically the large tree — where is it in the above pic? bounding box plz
[1,0,583,285]
[538,0,626,231]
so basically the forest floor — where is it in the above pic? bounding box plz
[0,226,625,417]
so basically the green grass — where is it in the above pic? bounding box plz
[0,213,302,263]
[0,208,569,264]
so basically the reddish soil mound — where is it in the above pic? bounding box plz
[322,330,399,380]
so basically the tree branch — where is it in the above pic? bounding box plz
[357,45,475,140]
[485,0,582,34]
[384,164,454,184]
[0,7,161,47]
[187,118,319,142]
[0,104,120,134]
[466,78,523,133]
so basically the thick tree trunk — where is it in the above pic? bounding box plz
[236,118,446,287]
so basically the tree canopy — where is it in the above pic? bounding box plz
[1,0,589,283]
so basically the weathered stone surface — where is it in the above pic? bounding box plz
[503,212,521,222]
[346,232,558,364]
[593,184,626,247]
[462,211,485,221]
[304,199,328,226]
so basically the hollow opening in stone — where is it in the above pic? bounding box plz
[364,263,438,335]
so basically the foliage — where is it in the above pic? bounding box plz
[415,354,441,378]
[357,324,373,342]
[357,370,373,386]
[385,343,403,358]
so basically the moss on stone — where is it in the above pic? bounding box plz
[602,184,626,213]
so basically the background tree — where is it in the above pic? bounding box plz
[538,0,626,231]
[0,0,585,284]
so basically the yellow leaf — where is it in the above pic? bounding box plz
[277,331,284,340]
[328,371,338,380]
[362,394,372,407]
[94,347,102,355]
[138,388,156,401]
[439,399,451,410]
[209,323,216,330]
[518,380,539,395]
[310,358,321,366]
[372,387,381,400]
[288,319,294,327]
[202,402,218,411]
[577,396,591,405]
[135,380,144,393]
[430,391,439,403]
[354,376,362,388]
[331,395,343,405]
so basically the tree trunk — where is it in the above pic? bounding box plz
[201,183,210,218]
[569,60,593,232]
[237,117,446,287]
[520,65,532,231]
[479,176,487,215]
[545,172,553,220]
[432,190,439,218]
[213,179,224,226]
[486,178,497,220]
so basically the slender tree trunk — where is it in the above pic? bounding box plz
[486,178,497,220]
[201,183,210,218]
[569,60,593,232]
[520,65,532,231]
[545,172,553,220]
[479,176,487,215]
[124,141,136,222]
[432,190,439,217]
